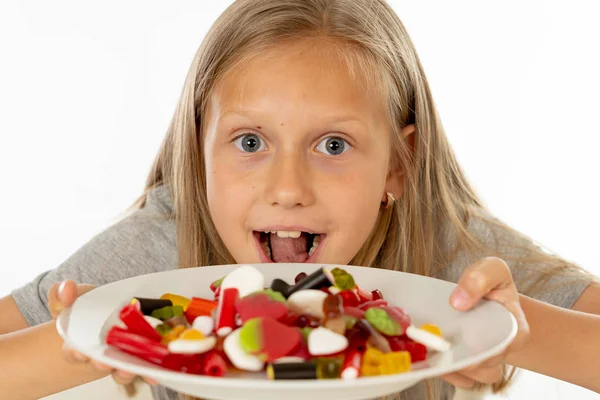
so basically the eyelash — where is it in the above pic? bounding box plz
[231,132,353,156]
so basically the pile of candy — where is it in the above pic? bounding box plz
[106,265,450,380]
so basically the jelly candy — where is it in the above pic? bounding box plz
[371,289,384,301]
[357,299,388,310]
[220,265,265,297]
[168,329,217,354]
[330,268,356,290]
[151,305,184,321]
[294,272,308,283]
[119,304,162,342]
[143,315,163,328]
[420,323,443,337]
[364,307,403,336]
[360,347,385,376]
[160,293,191,311]
[308,327,348,356]
[323,294,345,335]
[343,306,365,319]
[239,317,302,362]
[387,336,427,362]
[164,316,189,329]
[380,351,411,374]
[161,325,186,345]
[337,290,360,307]
[236,292,288,323]
[355,286,374,303]
[356,319,391,353]
[384,306,411,331]
[287,290,328,319]
[314,357,342,379]
[209,276,225,293]
[156,323,172,336]
[215,288,239,337]
[223,328,264,371]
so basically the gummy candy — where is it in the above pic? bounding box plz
[364,307,403,336]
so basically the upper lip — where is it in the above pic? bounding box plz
[253,226,324,234]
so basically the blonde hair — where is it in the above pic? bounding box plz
[127,0,590,398]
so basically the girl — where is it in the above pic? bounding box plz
[2,0,599,399]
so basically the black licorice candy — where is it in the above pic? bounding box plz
[131,297,173,316]
[285,267,334,297]
[269,278,291,298]
[267,362,317,380]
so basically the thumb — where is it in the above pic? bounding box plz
[49,280,96,320]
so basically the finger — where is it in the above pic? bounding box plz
[48,280,73,319]
[450,257,513,311]
[460,364,504,384]
[90,359,114,372]
[142,376,158,386]
[440,372,476,389]
[111,370,137,385]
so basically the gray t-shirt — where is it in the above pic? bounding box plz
[11,184,592,400]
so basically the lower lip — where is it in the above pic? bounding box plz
[252,232,326,263]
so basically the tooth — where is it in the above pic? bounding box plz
[261,239,271,259]
[308,245,317,257]
[276,231,290,238]
[313,235,322,244]
[288,231,301,239]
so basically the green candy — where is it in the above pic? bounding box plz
[155,323,172,336]
[211,276,225,289]
[344,315,358,330]
[151,305,184,320]
[239,318,262,354]
[364,307,402,336]
[249,288,286,303]
[330,268,356,290]
[301,327,313,341]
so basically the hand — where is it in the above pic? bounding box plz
[441,257,530,389]
[49,280,158,386]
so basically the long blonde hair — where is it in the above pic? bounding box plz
[128,0,588,398]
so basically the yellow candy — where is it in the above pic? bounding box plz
[381,351,411,374]
[161,325,186,345]
[360,363,382,377]
[180,329,205,341]
[420,323,443,337]
[363,347,385,366]
[160,293,191,311]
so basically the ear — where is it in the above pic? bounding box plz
[382,124,416,203]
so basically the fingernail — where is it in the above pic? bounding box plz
[58,281,67,298]
[451,287,471,310]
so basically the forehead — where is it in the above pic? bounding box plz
[208,40,386,122]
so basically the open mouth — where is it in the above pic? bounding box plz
[253,231,324,263]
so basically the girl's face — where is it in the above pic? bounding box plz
[204,41,398,265]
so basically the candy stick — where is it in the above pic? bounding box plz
[286,267,334,297]
[215,287,239,337]
[341,338,366,380]
[119,304,162,342]
[356,319,391,353]
[131,297,173,315]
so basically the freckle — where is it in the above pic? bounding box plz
[256,126,261,129]
[280,123,284,126]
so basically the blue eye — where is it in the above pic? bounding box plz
[316,136,352,156]
[233,134,267,153]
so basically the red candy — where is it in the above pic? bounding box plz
[236,293,288,323]
[384,306,411,330]
[371,289,384,301]
[184,297,219,324]
[355,286,374,303]
[337,290,360,307]
[215,288,239,337]
[357,299,388,310]
[343,306,365,319]
[387,336,427,362]
[201,350,228,377]
[256,317,302,362]
[119,304,162,342]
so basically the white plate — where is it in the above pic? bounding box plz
[57,263,517,400]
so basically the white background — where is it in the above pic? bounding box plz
[1,1,598,399]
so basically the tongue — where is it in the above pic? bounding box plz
[270,233,309,263]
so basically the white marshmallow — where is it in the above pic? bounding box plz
[287,289,328,319]
[220,265,265,297]
[308,327,349,356]
[223,328,265,371]
[405,325,451,352]
[192,315,214,336]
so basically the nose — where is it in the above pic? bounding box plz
[264,151,316,209]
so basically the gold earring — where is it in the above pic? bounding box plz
[383,192,395,209]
